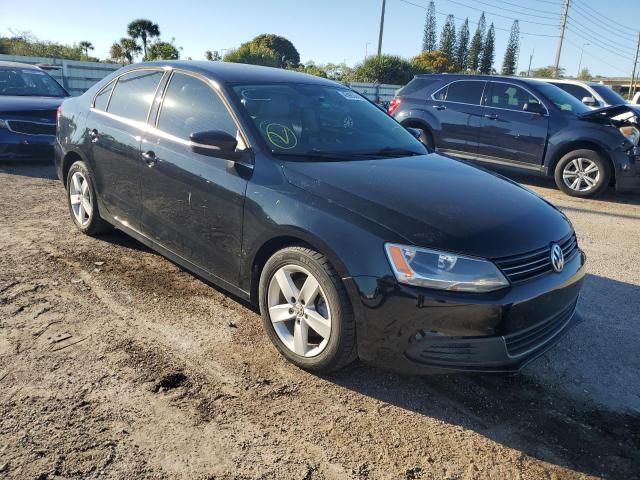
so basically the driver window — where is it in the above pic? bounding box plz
[158,72,238,140]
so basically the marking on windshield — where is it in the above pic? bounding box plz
[264,123,298,150]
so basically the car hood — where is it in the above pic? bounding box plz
[282,153,572,259]
[0,95,65,115]
[578,103,640,119]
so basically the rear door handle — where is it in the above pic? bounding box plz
[433,105,447,111]
[141,150,158,167]
[484,113,498,120]
[89,128,99,143]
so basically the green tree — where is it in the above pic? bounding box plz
[127,19,160,60]
[412,50,455,74]
[223,44,280,67]
[479,23,495,74]
[454,18,470,72]
[205,50,221,61]
[467,12,486,71]
[577,67,592,80]
[531,65,565,78]
[439,15,457,63]
[110,38,141,64]
[245,34,299,68]
[0,32,86,60]
[322,62,355,81]
[501,20,520,75]
[422,1,437,52]
[353,55,415,84]
[78,41,94,59]
[291,61,328,78]
[147,39,180,60]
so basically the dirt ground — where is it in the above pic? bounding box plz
[0,163,639,480]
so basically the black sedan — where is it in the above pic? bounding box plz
[55,61,586,374]
[0,61,69,161]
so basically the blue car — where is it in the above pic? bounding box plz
[0,61,69,161]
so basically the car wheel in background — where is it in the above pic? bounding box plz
[66,161,113,235]
[258,246,357,373]
[417,128,435,150]
[554,149,611,198]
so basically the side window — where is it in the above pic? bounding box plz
[93,81,114,111]
[555,83,590,101]
[433,84,448,101]
[157,72,238,140]
[444,81,485,104]
[107,70,164,122]
[487,83,539,111]
[398,78,440,97]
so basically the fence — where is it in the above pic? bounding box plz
[1,54,403,100]
[0,54,123,96]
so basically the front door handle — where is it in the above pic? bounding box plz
[433,104,447,111]
[89,128,99,143]
[484,113,498,120]
[141,150,158,167]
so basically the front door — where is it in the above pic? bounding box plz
[140,71,249,286]
[428,80,487,155]
[87,69,165,229]
[477,82,549,168]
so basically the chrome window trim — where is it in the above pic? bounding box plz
[484,80,549,116]
[430,79,488,107]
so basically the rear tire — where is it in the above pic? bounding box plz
[258,246,357,373]
[554,149,611,198]
[416,127,435,150]
[66,161,113,235]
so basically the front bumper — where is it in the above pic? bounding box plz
[0,129,55,161]
[346,249,586,374]
[615,146,640,192]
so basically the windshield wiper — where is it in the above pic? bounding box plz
[271,150,367,161]
[347,147,425,158]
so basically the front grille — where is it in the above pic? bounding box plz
[7,120,56,136]
[504,301,576,357]
[493,232,579,283]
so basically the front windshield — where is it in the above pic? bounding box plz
[0,67,67,97]
[535,83,591,114]
[232,83,426,159]
[591,84,627,106]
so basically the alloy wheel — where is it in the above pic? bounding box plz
[267,264,332,357]
[562,157,600,193]
[69,171,93,227]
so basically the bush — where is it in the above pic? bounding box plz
[412,50,455,74]
[352,55,415,85]
[223,44,280,68]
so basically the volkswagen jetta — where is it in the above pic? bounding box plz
[55,61,586,374]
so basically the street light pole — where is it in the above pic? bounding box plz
[377,0,386,58]
[577,43,589,77]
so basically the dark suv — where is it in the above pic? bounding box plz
[390,74,640,197]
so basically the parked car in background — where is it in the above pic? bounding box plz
[632,92,640,105]
[390,74,640,197]
[56,61,585,375]
[540,78,628,109]
[0,61,69,161]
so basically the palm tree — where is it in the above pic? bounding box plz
[109,42,125,63]
[109,38,141,64]
[127,19,160,60]
[79,41,94,59]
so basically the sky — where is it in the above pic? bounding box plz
[1,0,638,78]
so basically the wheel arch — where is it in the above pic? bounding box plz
[546,140,615,182]
[61,149,87,186]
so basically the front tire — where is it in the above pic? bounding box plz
[554,149,610,198]
[258,247,357,373]
[66,161,113,235]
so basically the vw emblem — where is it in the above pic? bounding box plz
[550,243,564,273]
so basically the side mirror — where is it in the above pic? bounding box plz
[405,127,422,139]
[189,130,238,157]
[581,96,599,107]
[523,102,546,115]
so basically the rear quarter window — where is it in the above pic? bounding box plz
[397,78,441,98]
[107,70,164,122]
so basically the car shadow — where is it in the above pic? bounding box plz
[0,161,57,180]
[326,273,640,479]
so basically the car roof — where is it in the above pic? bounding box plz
[0,60,42,70]
[532,78,600,86]
[120,60,342,87]
[413,73,550,86]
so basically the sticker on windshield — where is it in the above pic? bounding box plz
[337,90,366,101]
[262,122,298,150]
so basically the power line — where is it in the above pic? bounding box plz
[571,0,637,34]
[565,25,635,59]
[441,0,559,27]
[569,2,636,41]
[454,0,558,20]
[566,17,636,53]
[563,37,628,74]
[397,0,558,37]
[475,0,560,16]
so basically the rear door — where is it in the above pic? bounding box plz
[477,81,549,168]
[428,80,486,155]
[139,71,249,286]
[87,69,165,229]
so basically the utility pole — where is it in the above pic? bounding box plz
[553,0,570,78]
[629,32,640,99]
[577,43,589,77]
[527,50,534,76]
[377,0,386,58]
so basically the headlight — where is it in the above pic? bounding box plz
[619,126,640,145]
[0,119,7,129]
[385,243,509,293]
